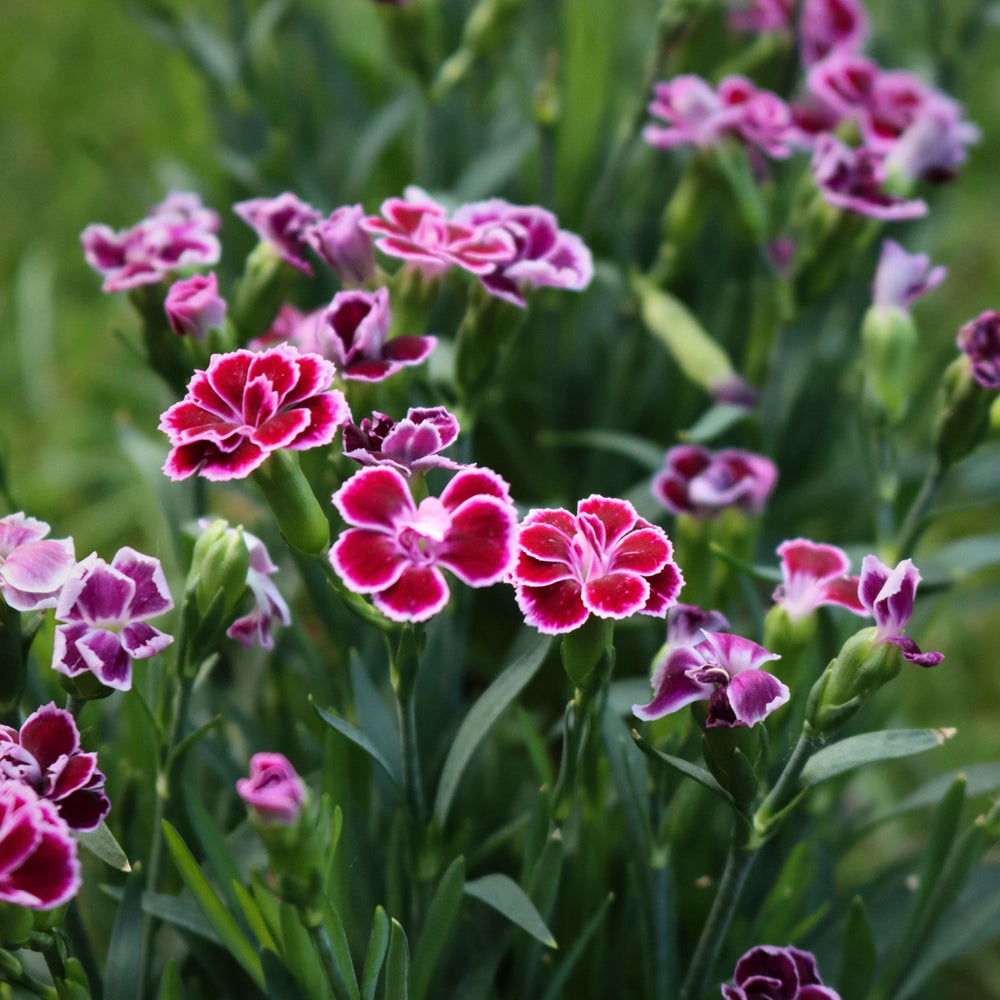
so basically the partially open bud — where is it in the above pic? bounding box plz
[933,355,993,471]
[701,720,766,812]
[189,520,251,624]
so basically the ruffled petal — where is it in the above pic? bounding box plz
[582,571,650,619]
[330,529,407,593]
[576,495,637,549]
[437,497,517,586]
[717,669,790,727]
[76,631,132,690]
[333,467,415,530]
[607,527,672,575]
[441,467,512,510]
[514,580,588,635]
[373,566,450,622]
[20,704,78,768]
[633,647,712,721]
[119,622,173,660]
[886,634,944,666]
[113,547,174,618]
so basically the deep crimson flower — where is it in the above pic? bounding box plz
[0,703,109,831]
[872,239,946,311]
[331,466,518,623]
[0,513,75,612]
[723,944,841,999]
[511,496,684,635]
[799,0,869,67]
[772,539,866,622]
[234,192,322,276]
[159,347,350,481]
[164,271,227,339]
[0,780,80,910]
[633,631,786,728]
[957,311,1000,389]
[237,753,305,825]
[342,406,466,476]
[52,548,174,692]
[652,445,777,518]
[305,205,377,286]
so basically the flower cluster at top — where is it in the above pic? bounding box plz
[648,0,978,221]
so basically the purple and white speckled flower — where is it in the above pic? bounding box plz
[957,311,1000,389]
[342,406,466,476]
[652,445,777,518]
[234,192,322,276]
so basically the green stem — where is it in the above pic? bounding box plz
[307,922,349,1000]
[65,695,86,721]
[396,689,426,828]
[894,456,945,560]
[753,731,814,838]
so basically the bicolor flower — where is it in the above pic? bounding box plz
[652,445,777,518]
[859,555,943,666]
[511,496,684,635]
[799,0,869,67]
[801,53,879,125]
[361,188,515,278]
[727,0,794,35]
[305,204,376,286]
[0,703,109,831]
[234,192,322,276]
[159,346,350,481]
[248,303,324,353]
[51,548,174,692]
[316,288,435,381]
[164,272,227,339]
[722,944,841,1000]
[957,311,1000,389]
[342,406,466,476]
[331,466,518,623]
[663,604,731,650]
[81,191,221,293]
[0,780,80,910]
[872,240,946,311]
[772,539,866,622]
[236,753,304,826]
[885,95,981,184]
[811,134,927,220]
[633,631,786,728]
[0,513,75,612]
[451,200,593,307]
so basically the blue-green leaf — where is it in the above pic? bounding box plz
[630,730,735,807]
[313,696,402,787]
[76,821,130,872]
[464,874,557,949]
[536,428,664,473]
[540,893,614,1000]
[361,906,390,1000]
[385,919,409,1000]
[411,856,465,1000]
[103,874,144,1000]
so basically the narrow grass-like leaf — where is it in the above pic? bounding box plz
[158,958,183,1000]
[322,799,345,899]
[322,897,361,1000]
[514,705,556,787]
[103,874,143,1000]
[800,728,955,788]
[261,948,311,1000]
[349,652,401,781]
[361,906,390,1000]
[141,892,221,944]
[385,918,409,1000]
[279,903,334,1000]
[681,404,752,444]
[251,869,283,946]
[411,856,466,1000]
[433,633,552,828]
[233,881,278,951]
[539,893,614,1000]
[76,821,130,872]
[535,428,665,472]
[465,874,557,949]
[166,714,223,773]
[185,787,245,927]
[838,896,877,1000]
[877,761,1000,821]
[631,730,735,808]
[313,697,402,787]
[162,821,264,989]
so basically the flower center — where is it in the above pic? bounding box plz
[396,498,451,567]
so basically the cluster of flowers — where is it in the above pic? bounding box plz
[647,0,978,221]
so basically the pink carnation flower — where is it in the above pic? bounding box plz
[236,753,305,826]
[772,538,866,622]
[727,0,794,35]
[0,703,110,831]
[248,303,324,353]
[511,496,684,635]
[0,780,80,910]
[799,0,869,67]
[52,548,174,692]
[305,205,377,286]
[342,406,466,476]
[0,513,75,612]
[330,466,518,623]
[234,192,322,276]
[652,445,777,518]
[159,346,350,481]
[164,271,227,339]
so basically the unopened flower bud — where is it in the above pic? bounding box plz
[189,519,251,623]
[306,206,376,287]
[560,615,615,693]
[252,450,331,557]
[701,722,765,811]
[933,355,993,470]
[861,304,917,423]
[164,272,227,340]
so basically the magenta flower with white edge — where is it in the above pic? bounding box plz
[81,191,221,293]
[234,192,322,276]
[0,780,80,910]
[872,240,946,312]
[342,406,466,477]
[957,311,1000,389]
[331,466,518,623]
[652,445,777,518]
[511,496,684,636]
[859,554,943,666]
[0,703,109,832]
[164,271,227,339]
[451,200,593,307]
[159,347,350,481]
[236,753,305,825]
[803,52,879,124]
[811,134,927,221]
[248,303,325,353]
[316,288,436,381]
[633,631,786,728]
[0,513,75,612]
[722,944,842,1000]
[305,205,377,287]
[718,76,803,159]
[799,0,869,67]
[52,548,174,692]
[361,187,516,278]
[772,539,867,622]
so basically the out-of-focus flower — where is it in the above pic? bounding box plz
[234,192,322,276]
[872,239,946,311]
[859,555,943,665]
[0,703,109,831]
[159,347,349,481]
[722,944,842,999]
[811,134,927,220]
[451,200,593,307]
[342,406,466,476]
[305,205,377,286]
[652,445,777,518]
[802,52,879,124]
[52,548,174,692]
[361,188,515,278]
[316,289,436,381]
[81,191,221,293]
[663,604,730,648]
[860,69,932,150]
[718,76,802,159]
[885,95,981,184]
[772,539,866,622]
[248,303,324,353]
[727,0,794,34]
[236,753,305,825]
[633,631,786,728]
[957,311,1000,389]
[164,272,227,339]
[511,496,683,635]
[799,0,869,67]
[331,466,518,622]
[0,513,75,612]
[0,780,80,910]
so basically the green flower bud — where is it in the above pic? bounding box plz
[252,450,330,557]
[560,615,615,693]
[454,285,528,405]
[190,521,250,622]
[933,355,992,471]
[701,723,766,812]
[229,241,291,345]
[0,902,33,947]
[861,304,917,423]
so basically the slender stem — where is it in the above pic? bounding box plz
[65,695,87,721]
[307,923,349,1000]
[753,731,813,837]
[894,456,945,560]
[396,690,426,827]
